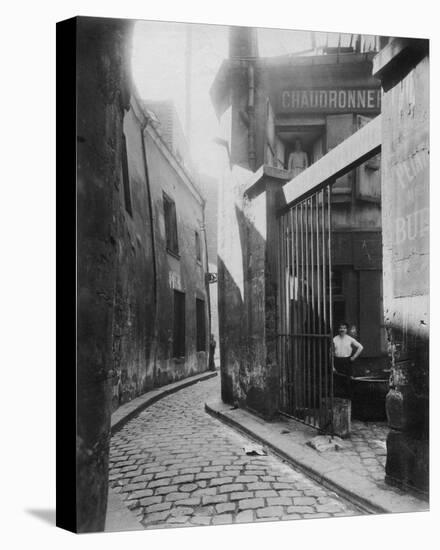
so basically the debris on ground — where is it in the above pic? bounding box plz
[281,429,290,434]
[243,444,267,456]
[306,435,347,452]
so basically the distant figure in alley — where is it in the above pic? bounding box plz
[209,334,216,371]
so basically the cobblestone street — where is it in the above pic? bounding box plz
[343,420,388,483]
[109,376,362,529]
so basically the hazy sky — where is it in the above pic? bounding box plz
[132,20,228,180]
[131,21,358,180]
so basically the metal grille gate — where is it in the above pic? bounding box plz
[278,186,334,432]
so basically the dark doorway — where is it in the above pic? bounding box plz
[173,290,185,357]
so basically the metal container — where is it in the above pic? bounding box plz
[351,375,389,421]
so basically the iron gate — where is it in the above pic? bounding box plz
[278,186,334,432]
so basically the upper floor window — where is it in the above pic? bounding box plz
[163,192,179,255]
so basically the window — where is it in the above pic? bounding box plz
[173,290,185,357]
[196,298,206,352]
[121,134,133,216]
[195,230,201,262]
[163,193,179,255]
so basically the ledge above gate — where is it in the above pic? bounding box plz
[244,165,293,200]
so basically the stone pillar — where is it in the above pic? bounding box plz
[76,16,132,532]
[216,28,282,419]
[373,38,429,495]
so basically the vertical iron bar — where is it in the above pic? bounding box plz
[303,200,308,417]
[289,207,295,414]
[305,198,310,417]
[312,196,316,426]
[294,206,300,410]
[312,194,317,426]
[316,191,322,427]
[313,195,318,428]
[327,185,334,431]
[286,211,292,410]
[313,195,318,426]
[278,215,282,410]
[282,214,287,412]
[321,188,329,430]
[278,215,283,411]
[300,202,305,415]
[285,214,289,413]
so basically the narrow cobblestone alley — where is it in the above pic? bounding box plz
[109,376,362,529]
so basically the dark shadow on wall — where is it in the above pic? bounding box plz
[235,202,272,417]
[75,16,133,533]
[217,256,244,406]
[217,182,287,419]
[385,323,429,494]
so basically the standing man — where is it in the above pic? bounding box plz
[333,321,363,397]
[209,334,217,371]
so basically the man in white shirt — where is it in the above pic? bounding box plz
[333,322,363,397]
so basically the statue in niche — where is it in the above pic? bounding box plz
[287,139,309,177]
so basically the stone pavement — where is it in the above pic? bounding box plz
[338,419,388,483]
[108,376,361,530]
[207,397,427,514]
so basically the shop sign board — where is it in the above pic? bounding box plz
[277,88,381,114]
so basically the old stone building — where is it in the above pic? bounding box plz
[211,29,387,418]
[61,18,429,533]
[68,16,213,532]
[373,37,429,494]
[112,92,211,409]
[72,15,134,533]
[211,29,428,495]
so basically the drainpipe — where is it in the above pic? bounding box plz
[140,119,159,386]
[247,61,256,171]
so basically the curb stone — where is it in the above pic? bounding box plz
[205,400,428,515]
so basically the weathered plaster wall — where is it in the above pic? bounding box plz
[144,127,209,385]
[217,59,280,418]
[381,56,429,333]
[76,16,132,532]
[218,163,253,405]
[111,98,210,410]
[218,169,281,418]
[111,104,155,409]
[379,49,429,493]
